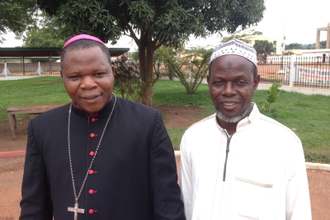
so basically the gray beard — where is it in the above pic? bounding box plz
[215,103,253,124]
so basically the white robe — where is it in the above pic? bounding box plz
[180,104,311,220]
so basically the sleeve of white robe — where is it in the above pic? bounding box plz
[180,134,193,220]
[285,140,312,220]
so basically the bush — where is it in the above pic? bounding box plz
[113,56,143,103]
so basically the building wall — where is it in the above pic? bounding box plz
[248,36,283,55]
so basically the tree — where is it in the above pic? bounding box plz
[305,43,316,49]
[153,45,184,80]
[222,28,263,44]
[0,0,37,44]
[320,40,327,49]
[113,55,142,102]
[253,40,275,64]
[284,51,294,55]
[22,14,65,63]
[37,0,265,106]
[252,31,263,36]
[23,25,65,48]
[22,26,64,63]
[160,46,212,94]
[287,41,326,50]
[285,43,304,50]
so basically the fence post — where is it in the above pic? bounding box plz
[4,63,7,76]
[0,63,12,77]
[33,62,45,75]
[289,55,297,87]
[38,62,41,76]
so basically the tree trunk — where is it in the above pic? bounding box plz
[139,44,155,106]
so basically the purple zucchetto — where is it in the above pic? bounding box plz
[210,38,257,67]
[61,34,105,52]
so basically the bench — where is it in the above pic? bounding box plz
[6,104,66,139]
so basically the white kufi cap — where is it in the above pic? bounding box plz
[210,38,257,67]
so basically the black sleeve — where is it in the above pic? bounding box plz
[149,110,186,220]
[19,120,53,220]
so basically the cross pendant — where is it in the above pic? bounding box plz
[68,203,85,220]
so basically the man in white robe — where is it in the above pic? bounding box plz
[180,39,311,220]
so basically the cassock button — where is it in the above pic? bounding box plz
[89,209,97,214]
[90,151,95,156]
[89,170,97,175]
[91,118,96,122]
[89,189,97,194]
[90,133,98,138]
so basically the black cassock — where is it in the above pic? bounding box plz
[20,95,185,220]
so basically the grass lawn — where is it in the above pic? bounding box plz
[0,77,71,122]
[0,76,329,163]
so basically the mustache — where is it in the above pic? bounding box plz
[215,103,253,124]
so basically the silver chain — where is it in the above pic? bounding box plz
[67,94,117,204]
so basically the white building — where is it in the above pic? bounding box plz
[301,49,330,62]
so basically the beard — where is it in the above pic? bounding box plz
[215,102,253,124]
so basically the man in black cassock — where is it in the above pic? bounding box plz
[19,34,185,220]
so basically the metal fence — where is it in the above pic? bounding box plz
[258,56,291,85]
[0,62,61,76]
[259,55,330,89]
[293,56,330,88]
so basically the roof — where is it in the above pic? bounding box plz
[0,47,129,58]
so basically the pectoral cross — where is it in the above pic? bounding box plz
[68,203,85,220]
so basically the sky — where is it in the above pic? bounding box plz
[0,0,329,50]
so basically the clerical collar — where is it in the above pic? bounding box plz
[71,94,115,118]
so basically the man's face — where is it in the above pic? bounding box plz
[61,46,114,115]
[207,55,260,123]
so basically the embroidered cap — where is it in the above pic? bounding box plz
[210,38,257,67]
[62,34,105,52]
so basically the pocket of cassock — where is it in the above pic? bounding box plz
[234,176,275,220]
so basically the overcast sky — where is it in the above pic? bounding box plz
[1,0,329,50]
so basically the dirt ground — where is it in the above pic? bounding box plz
[0,105,329,220]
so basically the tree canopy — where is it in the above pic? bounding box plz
[23,26,64,48]
[22,15,65,48]
[221,28,263,44]
[36,0,266,105]
[253,40,275,63]
[160,46,213,94]
[0,0,37,44]
[286,41,327,50]
[285,43,304,50]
